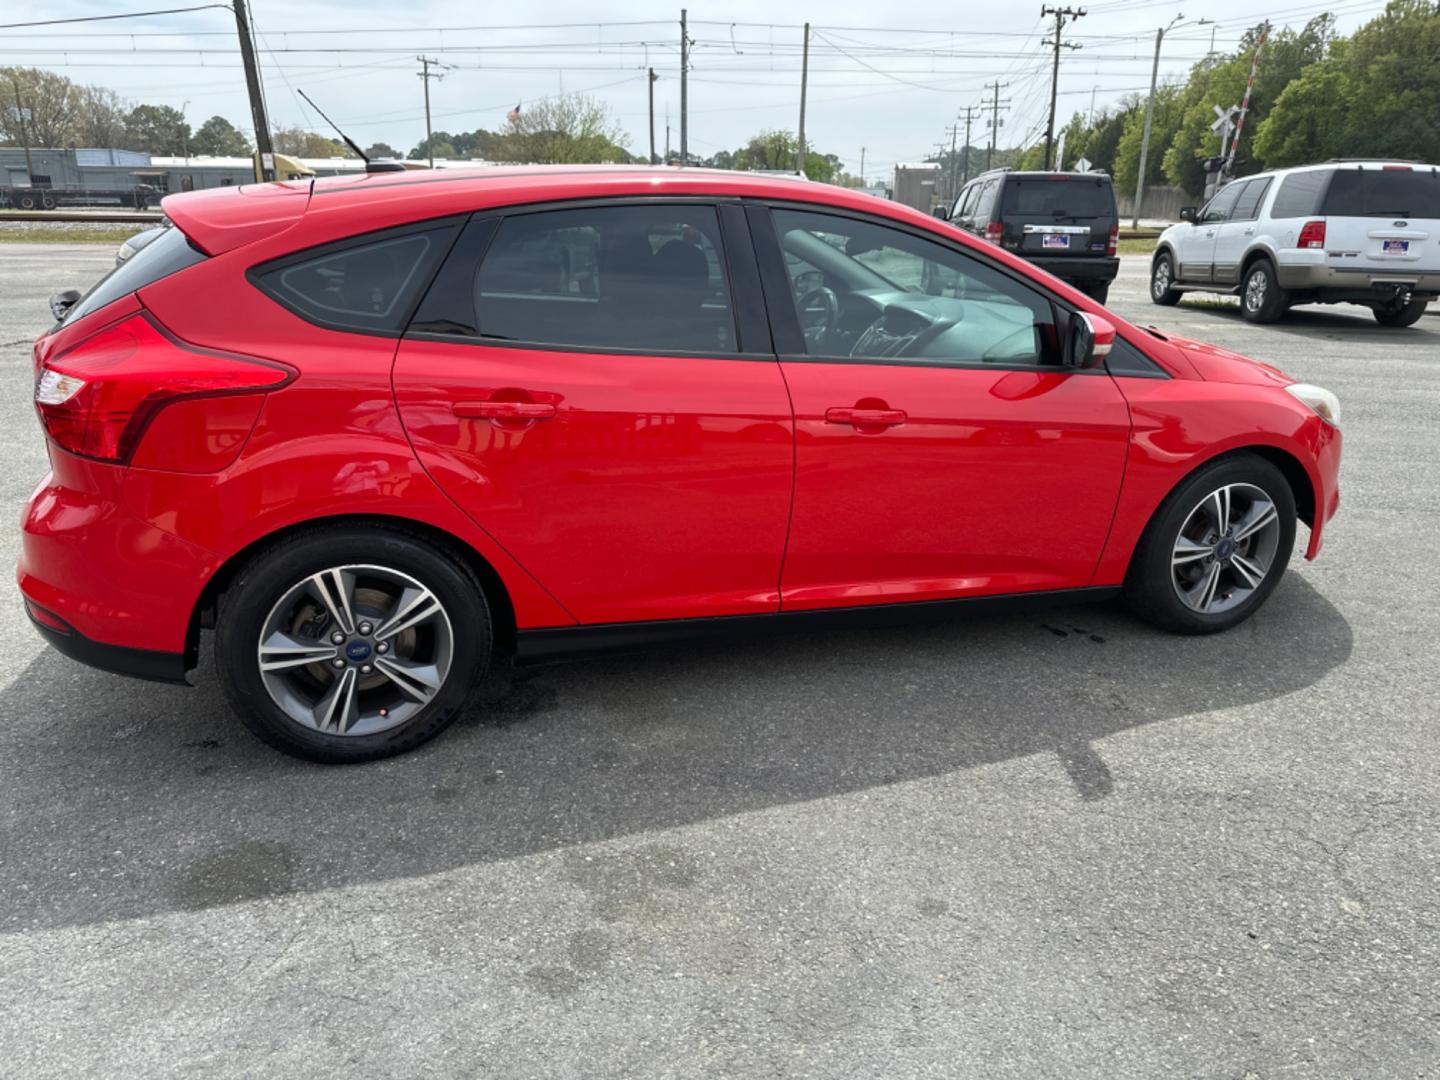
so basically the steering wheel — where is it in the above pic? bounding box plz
[795,286,840,350]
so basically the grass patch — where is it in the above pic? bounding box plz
[0,226,137,244]
[1117,236,1158,256]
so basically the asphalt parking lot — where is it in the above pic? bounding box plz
[0,243,1436,1078]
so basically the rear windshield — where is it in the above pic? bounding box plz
[60,225,206,327]
[1321,168,1440,218]
[1003,177,1115,219]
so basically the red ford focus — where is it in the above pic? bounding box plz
[19,167,1341,762]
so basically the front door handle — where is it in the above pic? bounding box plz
[454,400,557,421]
[825,406,907,427]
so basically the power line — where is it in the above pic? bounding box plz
[0,4,231,30]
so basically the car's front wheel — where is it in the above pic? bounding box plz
[215,526,491,763]
[1150,252,1181,306]
[1124,453,1296,635]
[1371,296,1428,327]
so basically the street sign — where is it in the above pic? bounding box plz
[1211,104,1239,135]
[1074,155,1092,173]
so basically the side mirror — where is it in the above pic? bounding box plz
[1066,312,1115,370]
[1179,206,1198,224]
[49,289,81,322]
[932,205,950,221]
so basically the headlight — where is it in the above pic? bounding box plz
[1285,382,1340,427]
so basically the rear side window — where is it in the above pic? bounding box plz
[60,225,206,327]
[974,180,1000,222]
[1322,168,1440,218]
[474,204,736,354]
[1232,177,1272,221]
[1003,178,1115,218]
[254,222,459,334]
[1270,170,1331,218]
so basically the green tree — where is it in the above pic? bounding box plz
[271,127,349,157]
[190,115,252,157]
[1256,1,1440,167]
[73,86,128,147]
[363,141,399,159]
[1114,85,1185,194]
[122,104,190,156]
[491,94,629,164]
[0,67,83,147]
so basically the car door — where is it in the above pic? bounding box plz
[748,204,1131,610]
[392,201,795,625]
[1211,178,1270,285]
[1177,181,1244,282]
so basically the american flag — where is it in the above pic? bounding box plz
[507,102,521,122]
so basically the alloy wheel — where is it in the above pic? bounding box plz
[1244,269,1267,312]
[1170,483,1281,615]
[1152,260,1171,299]
[257,564,454,737]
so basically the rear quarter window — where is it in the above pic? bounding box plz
[1269,170,1331,218]
[60,225,206,327]
[253,221,460,334]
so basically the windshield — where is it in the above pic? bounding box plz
[60,225,207,327]
[1321,168,1440,218]
[1003,178,1114,219]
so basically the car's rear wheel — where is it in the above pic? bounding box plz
[1084,282,1110,305]
[1371,296,1428,327]
[1150,252,1181,306]
[215,526,491,763]
[1240,258,1288,323]
[1124,453,1296,635]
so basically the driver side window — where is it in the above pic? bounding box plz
[1201,181,1245,224]
[771,208,1056,367]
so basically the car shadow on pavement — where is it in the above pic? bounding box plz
[1175,299,1437,345]
[0,575,1351,933]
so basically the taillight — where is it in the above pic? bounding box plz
[34,312,294,465]
[1106,223,1118,257]
[1298,220,1326,249]
[985,221,1002,244]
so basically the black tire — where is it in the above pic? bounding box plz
[16,193,36,210]
[1240,258,1288,324]
[215,525,492,763]
[1372,297,1428,327]
[1084,282,1111,305]
[40,195,56,210]
[1150,251,1181,306]
[1123,453,1297,635]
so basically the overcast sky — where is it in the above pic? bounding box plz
[8,0,1389,178]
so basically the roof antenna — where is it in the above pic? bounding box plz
[297,89,405,174]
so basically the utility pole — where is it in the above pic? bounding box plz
[984,81,1010,171]
[944,123,961,203]
[1041,5,1085,171]
[9,80,36,183]
[679,9,689,164]
[1133,16,1193,229]
[233,0,275,181]
[417,56,444,168]
[957,105,979,184]
[859,146,866,186]
[647,69,658,164]
[797,22,810,174]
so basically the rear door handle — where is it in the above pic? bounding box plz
[825,407,907,427]
[454,400,557,421]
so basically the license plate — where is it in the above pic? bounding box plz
[1382,239,1410,255]
[1042,234,1070,249]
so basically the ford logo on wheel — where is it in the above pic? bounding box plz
[345,640,372,662]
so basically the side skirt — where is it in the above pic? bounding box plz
[515,586,1122,664]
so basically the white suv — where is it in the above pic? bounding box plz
[1151,161,1440,326]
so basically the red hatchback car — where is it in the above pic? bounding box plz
[20,167,1342,762]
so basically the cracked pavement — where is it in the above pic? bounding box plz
[0,243,1437,1078]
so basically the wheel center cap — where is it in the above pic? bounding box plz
[1215,538,1236,561]
[345,640,373,662]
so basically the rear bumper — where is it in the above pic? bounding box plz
[1275,252,1440,298]
[24,601,189,684]
[1025,255,1120,284]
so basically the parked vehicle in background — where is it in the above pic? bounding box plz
[20,166,1340,763]
[942,168,1120,304]
[1152,161,1440,326]
[115,225,165,267]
